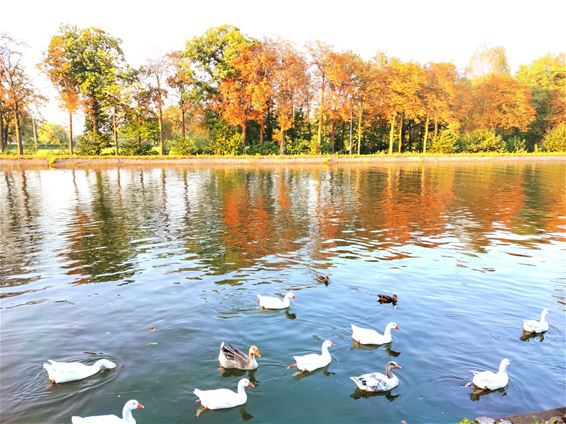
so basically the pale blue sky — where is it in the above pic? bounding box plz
[4,0,565,127]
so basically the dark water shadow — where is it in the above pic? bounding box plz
[350,388,400,401]
[195,404,254,421]
[292,365,335,381]
[257,308,296,320]
[350,341,400,357]
[218,368,258,386]
[469,387,507,401]
[519,331,545,342]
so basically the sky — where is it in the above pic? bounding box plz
[3,0,565,129]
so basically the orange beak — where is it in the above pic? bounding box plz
[248,382,255,388]
[137,403,144,409]
[396,364,402,369]
[395,325,400,330]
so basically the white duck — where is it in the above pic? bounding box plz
[351,322,400,345]
[288,340,334,372]
[43,359,116,384]
[350,361,402,392]
[71,399,144,424]
[466,358,511,391]
[523,308,549,333]
[193,378,254,416]
[218,342,261,370]
[257,292,296,309]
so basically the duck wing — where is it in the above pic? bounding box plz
[351,372,389,391]
[220,343,248,364]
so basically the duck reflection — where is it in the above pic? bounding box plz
[218,368,258,386]
[351,341,400,357]
[520,331,545,342]
[350,388,400,401]
[293,365,335,380]
[469,387,507,401]
[257,309,297,320]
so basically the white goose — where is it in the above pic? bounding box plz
[288,340,334,372]
[257,292,296,309]
[351,322,400,345]
[71,399,144,424]
[350,361,402,392]
[523,308,549,333]
[466,358,511,391]
[43,359,116,384]
[194,378,254,416]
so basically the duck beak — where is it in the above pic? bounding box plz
[395,325,400,330]
[248,382,255,388]
[331,342,336,346]
[256,349,261,358]
[396,364,402,369]
[137,403,145,409]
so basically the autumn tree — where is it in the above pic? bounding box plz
[272,41,309,154]
[309,42,334,153]
[467,45,510,78]
[142,57,169,155]
[41,33,80,154]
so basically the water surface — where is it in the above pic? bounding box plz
[1,162,565,423]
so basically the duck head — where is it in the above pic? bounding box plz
[387,322,401,331]
[285,292,297,300]
[322,340,336,349]
[249,345,261,358]
[125,400,144,411]
[239,378,255,389]
[96,359,117,369]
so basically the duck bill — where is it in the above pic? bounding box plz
[395,364,402,369]
[395,325,400,330]
[137,403,145,409]
[248,382,255,388]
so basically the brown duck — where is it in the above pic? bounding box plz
[377,294,398,305]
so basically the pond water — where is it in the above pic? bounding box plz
[0,162,565,424]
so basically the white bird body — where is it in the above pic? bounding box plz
[43,359,116,384]
[257,292,296,310]
[351,322,400,345]
[71,399,143,424]
[218,342,260,370]
[194,378,253,410]
[291,340,334,372]
[523,308,549,333]
[350,361,402,392]
[469,359,510,390]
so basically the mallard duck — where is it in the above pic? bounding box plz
[522,308,549,333]
[194,378,254,416]
[71,399,143,424]
[351,322,400,345]
[350,361,402,392]
[218,342,261,370]
[377,294,398,305]
[288,340,334,372]
[257,292,296,309]
[465,358,510,391]
[315,274,330,285]
[43,359,116,384]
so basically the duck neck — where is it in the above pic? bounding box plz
[321,344,331,359]
[122,405,136,424]
[384,325,394,341]
[386,364,395,379]
[282,296,291,307]
[247,353,257,367]
[93,360,105,372]
[498,362,509,375]
[540,310,548,322]
[237,383,248,399]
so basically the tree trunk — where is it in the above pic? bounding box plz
[0,109,4,153]
[113,112,118,156]
[14,103,23,156]
[397,113,404,153]
[181,108,186,140]
[259,120,265,144]
[68,110,74,155]
[349,111,353,155]
[316,79,325,154]
[241,122,246,147]
[280,129,285,155]
[32,118,38,150]
[357,108,363,155]
[330,121,335,154]
[423,114,430,154]
[158,105,164,155]
[388,112,396,155]
[434,118,438,139]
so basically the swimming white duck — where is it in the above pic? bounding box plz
[71,399,143,424]
[522,308,549,333]
[193,378,254,416]
[350,361,402,392]
[257,292,296,309]
[351,322,400,345]
[43,359,116,384]
[465,358,510,391]
[288,340,334,372]
[218,342,261,370]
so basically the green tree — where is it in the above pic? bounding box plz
[542,124,566,152]
[38,121,68,146]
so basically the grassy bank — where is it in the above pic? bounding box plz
[0,152,565,169]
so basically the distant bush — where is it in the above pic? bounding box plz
[428,128,459,153]
[209,133,243,155]
[286,138,313,155]
[542,124,566,152]
[505,136,528,153]
[169,137,211,155]
[120,138,156,155]
[77,134,105,155]
[245,141,278,155]
[458,129,506,153]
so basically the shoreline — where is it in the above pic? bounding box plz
[0,154,565,169]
